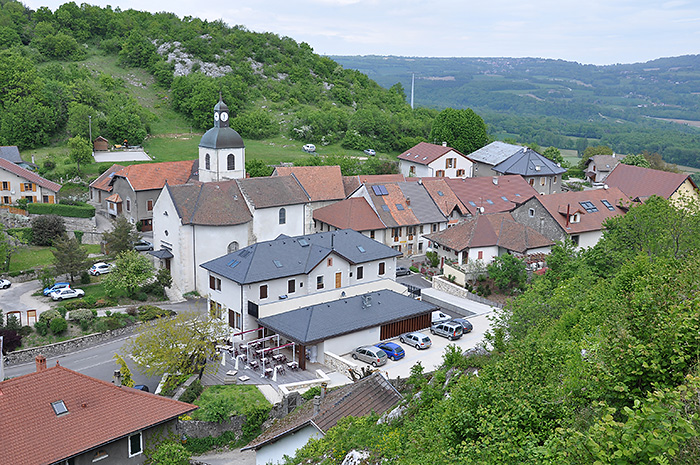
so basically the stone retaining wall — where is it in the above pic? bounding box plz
[178,416,247,440]
[323,351,357,379]
[4,324,139,366]
[433,276,502,308]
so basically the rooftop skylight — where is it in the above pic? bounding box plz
[51,400,68,416]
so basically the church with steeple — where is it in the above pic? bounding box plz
[198,97,246,182]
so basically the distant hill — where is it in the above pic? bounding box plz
[332,55,700,167]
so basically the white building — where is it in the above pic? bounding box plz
[397,142,474,178]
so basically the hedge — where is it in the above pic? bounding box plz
[7,227,32,243]
[27,203,95,218]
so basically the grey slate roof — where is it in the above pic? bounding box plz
[199,126,245,149]
[399,182,447,224]
[201,229,401,284]
[237,176,309,208]
[492,148,567,176]
[258,289,436,344]
[168,180,253,226]
[0,146,22,164]
[467,141,524,166]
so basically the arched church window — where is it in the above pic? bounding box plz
[205,153,210,170]
[227,154,235,171]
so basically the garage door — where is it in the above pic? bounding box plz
[380,313,430,340]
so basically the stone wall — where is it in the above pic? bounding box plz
[178,416,247,440]
[432,276,502,308]
[4,324,138,365]
[323,351,357,379]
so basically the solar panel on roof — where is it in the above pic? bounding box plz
[371,185,389,196]
[379,185,388,195]
[228,259,240,268]
[239,249,251,257]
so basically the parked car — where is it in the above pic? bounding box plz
[134,240,153,251]
[430,321,464,340]
[132,384,150,392]
[363,149,376,156]
[399,331,432,350]
[352,346,388,367]
[51,288,85,301]
[43,282,70,296]
[375,341,405,361]
[89,262,113,276]
[302,143,316,153]
[431,310,450,324]
[0,278,10,289]
[396,266,411,277]
[452,318,473,333]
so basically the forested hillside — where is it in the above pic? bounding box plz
[0,0,434,176]
[285,196,700,464]
[333,55,700,167]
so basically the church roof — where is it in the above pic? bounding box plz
[199,126,245,149]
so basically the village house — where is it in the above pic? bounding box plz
[445,174,538,214]
[466,141,524,177]
[0,157,61,206]
[604,163,700,206]
[492,147,566,195]
[584,154,626,183]
[397,141,474,178]
[510,186,630,249]
[0,356,195,465]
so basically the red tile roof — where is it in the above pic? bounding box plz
[536,187,629,234]
[604,163,695,200]
[421,179,470,217]
[313,197,385,231]
[398,142,470,166]
[111,160,197,191]
[0,365,195,465]
[274,166,345,201]
[358,174,406,184]
[0,157,62,192]
[446,175,537,214]
[89,164,124,192]
[484,213,554,253]
[342,176,361,197]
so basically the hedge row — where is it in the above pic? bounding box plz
[27,203,95,218]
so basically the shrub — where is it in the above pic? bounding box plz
[27,202,95,218]
[180,380,204,404]
[135,291,148,301]
[150,441,190,465]
[409,266,419,273]
[126,306,138,316]
[69,308,94,321]
[34,320,48,336]
[93,316,124,332]
[242,404,271,440]
[74,230,84,243]
[39,309,61,324]
[426,251,440,268]
[198,396,235,423]
[5,313,20,331]
[0,329,21,353]
[79,319,90,331]
[7,227,32,243]
[50,316,68,334]
[19,325,33,337]
[80,271,91,285]
[301,386,322,401]
[137,305,174,321]
[31,215,66,246]
[43,160,56,171]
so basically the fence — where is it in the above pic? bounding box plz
[0,205,28,216]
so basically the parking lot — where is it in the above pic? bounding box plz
[341,310,494,379]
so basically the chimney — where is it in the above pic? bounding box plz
[321,382,328,400]
[406,197,411,206]
[492,176,498,185]
[442,141,447,147]
[313,395,321,416]
[35,355,47,372]
[113,369,122,387]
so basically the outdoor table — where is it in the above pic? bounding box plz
[287,361,299,371]
[249,360,259,370]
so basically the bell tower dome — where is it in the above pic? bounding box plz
[199,97,246,182]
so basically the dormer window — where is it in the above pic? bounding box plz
[570,213,581,223]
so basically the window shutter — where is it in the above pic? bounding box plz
[32,183,36,192]
[49,195,55,204]
[19,183,24,192]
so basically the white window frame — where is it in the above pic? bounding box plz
[128,432,143,457]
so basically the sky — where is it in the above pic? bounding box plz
[22,0,700,65]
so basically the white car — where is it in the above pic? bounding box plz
[89,262,113,276]
[432,310,450,324]
[0,278,10,289]
[302,144,316,153]
[51,288,85,301]
[363,149,376,156]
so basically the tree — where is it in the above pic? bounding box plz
[68,135,93,173]
[103,216,140,256]
[0,226,12,272]
[578,145,613,170]
[52,236,89,282]
[149,441,190,465]
[245,159,274,177]
[103,250,154,298]
[486,254,526,291]
[621,153,651,168]
[32,215,66,246]
[124,311,228,378]
[113,354,135,387]
[542,146,564,166]
[428,107,488,155]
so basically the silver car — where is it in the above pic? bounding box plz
[430,321,463,340]
[399,331,432,350]
[351,346,388,367]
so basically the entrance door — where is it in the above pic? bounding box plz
[165,258,171,272]
[335,272,341,288]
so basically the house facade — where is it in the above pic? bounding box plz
[584,154,626,183]
[0,157,61,205]
[398,142,473,178]
[0,356,195,465]
[466,141,524,177]
[492,147,567,195]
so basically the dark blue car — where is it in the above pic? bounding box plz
[375,341,405,361]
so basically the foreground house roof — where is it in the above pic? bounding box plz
[243,372,401,451]
[0,157,62,192]
[398,141,470,166]
[201,229,401,284]
[492,147,566,177]
[446,175,536,214]
[89,163,124,193]
[467,141,523,166]
[364,181,446,227]
[0,364,195,465]
[273,165,346,202]
[258,289,436,345]
[604,163,696,201]
[536,187,629,234]
[110,160,197,191]
[313,197,386,231]
[167,180,253,226]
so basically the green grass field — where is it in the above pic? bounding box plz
[191,384,270,421]
[10,244,103,273]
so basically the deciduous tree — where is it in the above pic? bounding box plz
[52,235,89,282]
[486,254,526,292]
[103,250,154,298]
[68,135,93,173]
[428,107,488,155]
